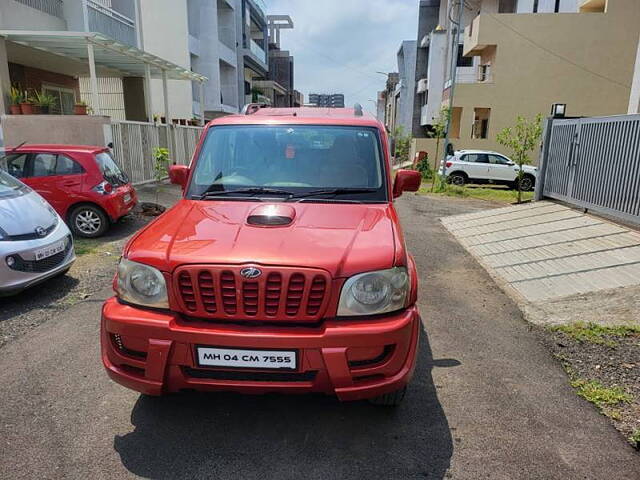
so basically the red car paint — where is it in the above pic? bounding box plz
[4,144,137,228]
[102,108,422,402]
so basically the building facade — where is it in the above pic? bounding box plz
[308,93,345,108]
[394,40,417,135]
[412,0,640,161]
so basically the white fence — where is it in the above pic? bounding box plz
[111,121,203,185]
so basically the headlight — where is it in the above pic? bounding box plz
[116,258,168,309]
[337,267,409,316]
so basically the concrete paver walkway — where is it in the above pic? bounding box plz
[442,201,640,325]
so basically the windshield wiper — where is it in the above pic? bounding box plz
[197,187,295,200]
[286,188,378,201]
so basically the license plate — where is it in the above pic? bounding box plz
[34,240,65,261]
[123,193,132,204]
[196,347,297,370]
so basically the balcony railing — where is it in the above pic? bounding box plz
[14,0,64,19]
[249,39,266,63]
[87,0,137,47]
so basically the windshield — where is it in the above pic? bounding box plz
[0,160,29,199]
[96,151,129,186]
[187,125,387,202]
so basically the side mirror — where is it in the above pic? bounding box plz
[393,169,422,198]
[169,164,190,190]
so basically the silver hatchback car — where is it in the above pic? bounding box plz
[0,168,75,296]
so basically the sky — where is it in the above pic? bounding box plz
[267,0,419,114]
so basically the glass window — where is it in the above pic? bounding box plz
[457,45,473,68]
[0,153,28,178]
[188,125,387,202]
[463,154,489,163]
[31,154,83,177]
[43,85,76,115]
[489,155,510,165]
[95,152,129,185]
[0,168,28,198]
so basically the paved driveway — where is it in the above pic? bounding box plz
[0,194,638,479]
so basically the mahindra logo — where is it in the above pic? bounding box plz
[240,267,262,279]
[35,226,47,237]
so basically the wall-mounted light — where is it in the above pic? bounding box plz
[551,103,566,118]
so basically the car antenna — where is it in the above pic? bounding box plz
[7,141,26,152]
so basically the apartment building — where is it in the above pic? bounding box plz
[412,0,640,160]
[237,0,269,106]
[393,40,417,135]
[0,0,203,123]
[308,93,345,108]
[378,72,400,131]
[187,0,240,119]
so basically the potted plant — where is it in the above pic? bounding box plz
[74,100,88,115]
[32,91,56,114]
[19,90,35,115]
[9,86,23,114]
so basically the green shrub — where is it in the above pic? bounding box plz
[416,156,433,180]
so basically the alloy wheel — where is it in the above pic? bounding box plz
[75,209,102,235]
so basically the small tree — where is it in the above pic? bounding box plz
[428,106,450,192]
[496,114,543,204]
[152,147,170,206]
[391,126,411,166]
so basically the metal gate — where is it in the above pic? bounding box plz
[540,114,640,225]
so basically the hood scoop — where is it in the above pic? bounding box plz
[247,204,296,227]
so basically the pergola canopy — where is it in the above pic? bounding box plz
[0,30,207,82]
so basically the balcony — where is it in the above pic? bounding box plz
[87,0,137,47]
[14,0,63,18]
[464,15,492,56]
[249,39,266,63]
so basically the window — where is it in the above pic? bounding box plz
[463,153,489,163]
[456,45,473,68]
[96,152,128,185]
[498,0,517,13]
[489,155,510,165]
[472,108,491,139]
[31,154,83,177]
[188,125,387,202]
[1,154,28,178]
[42,84,76,115]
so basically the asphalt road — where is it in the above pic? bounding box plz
[1,194,638,479]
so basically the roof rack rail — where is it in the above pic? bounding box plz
[241,103,269,115]
[354,103,363,116]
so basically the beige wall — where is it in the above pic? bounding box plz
[139,0,193,120]
[449,0,640,157]
[1,115,111,147]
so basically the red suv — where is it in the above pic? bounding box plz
[2,145,137,237]
[101,107,422,405]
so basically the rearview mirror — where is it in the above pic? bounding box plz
[169,165,190,190]
[393,169,422,198]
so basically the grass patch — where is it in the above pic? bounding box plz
[570,379,632,410]
[551,322,640,347]
[73,238,99,256]
[418,183,533,204]
[630,430,640,448]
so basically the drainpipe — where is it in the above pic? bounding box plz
[441,0,464,178]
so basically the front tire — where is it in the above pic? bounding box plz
[368,386,407,407]
[69,205,109,238]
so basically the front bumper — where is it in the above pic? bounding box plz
[0,221,75,295]
[101,298,420,401]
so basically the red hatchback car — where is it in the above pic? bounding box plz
[101,106,422,405]
[2,145,137,237]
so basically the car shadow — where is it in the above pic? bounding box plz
[113,330,456,480]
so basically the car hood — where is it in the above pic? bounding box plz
[0,190,58,236]
[126,200,398,278]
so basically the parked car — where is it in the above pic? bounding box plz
[0,168,75,296]
[440,150,537,191]
[101,106,422,406]
[1,145,137,238]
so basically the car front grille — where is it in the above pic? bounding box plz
[174,265,331,322]
[8,236,72,273]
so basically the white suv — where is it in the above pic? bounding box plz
[440,150,537,191]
